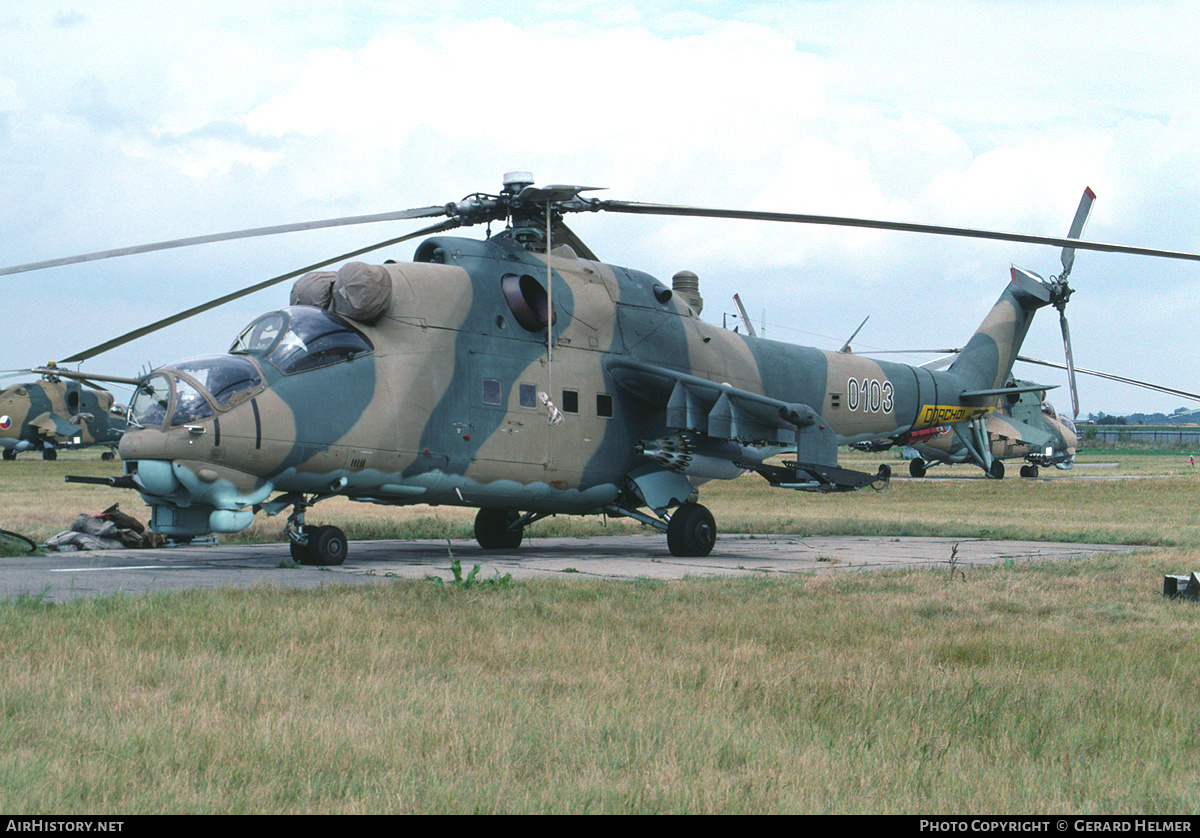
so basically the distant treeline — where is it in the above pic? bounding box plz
[1084,411,1199,426]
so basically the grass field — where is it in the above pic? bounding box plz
[1,447,1199,813]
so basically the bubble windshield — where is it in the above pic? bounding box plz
[231,307,373,375]
[128,374,172,429]
[127,356,263,429]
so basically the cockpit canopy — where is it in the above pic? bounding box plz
[230,306,373,375]
[128,308,374,430]
[129,355,263,429]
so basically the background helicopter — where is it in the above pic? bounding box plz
[7,175,1200,563]
[854,378,1075,479]
[853,354,1200,478]
[0,365,135,461]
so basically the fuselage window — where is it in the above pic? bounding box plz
[519,383,537,409]
[562,389,579,414]
[596,394,613,418]
[482,378,502,406]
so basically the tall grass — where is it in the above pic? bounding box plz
[1,551,1198,813]
[3,450,1200,812]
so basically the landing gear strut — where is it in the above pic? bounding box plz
[284,498,347,566]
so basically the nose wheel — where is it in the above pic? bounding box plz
[285,498,347,565]
[289,524,348,566]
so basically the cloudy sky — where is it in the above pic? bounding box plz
[2,0,1199,416]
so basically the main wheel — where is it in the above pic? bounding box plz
[667,502,716,557]
[988,459,1005,479]
[909,458,927,478]
[475,508,523,549]
[2,449,15,461]
[307,525,348,566]
[42,448,57,461]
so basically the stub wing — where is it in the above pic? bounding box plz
[605,357,888,492]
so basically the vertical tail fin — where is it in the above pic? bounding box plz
[947,276,1052,395]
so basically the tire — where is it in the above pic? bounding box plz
[909,458,927,478]
[474,508,523,550]
[2,450,15,461]
[289,525,315,564]
[988,459,1005,479]
[42,448,57,461]
[667,502,716,558]
[307,525,348,566]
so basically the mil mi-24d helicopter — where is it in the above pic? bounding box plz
[854,378,1078,479]
[0,364,135,461]
[6,174,1200,564]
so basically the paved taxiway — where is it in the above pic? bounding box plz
[2,535,1145,602]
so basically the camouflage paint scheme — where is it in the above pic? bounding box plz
[114,230,1053,556]
[901,385,1078,478]
[0,378,125,460]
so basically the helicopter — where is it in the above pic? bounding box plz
[7,174,1200,564]
[853,352,1200,479]
[855,378,1076,479]
[0,365,133,461]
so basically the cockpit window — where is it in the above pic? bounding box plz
[232,307,373,375]
[171,378,213,425]
[129,374,171,429]
[230,312,284,355]
[171,356,262,406]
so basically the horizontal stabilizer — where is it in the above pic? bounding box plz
[960,383,1057,400]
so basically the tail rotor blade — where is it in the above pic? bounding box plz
[1060,310,1080,418]
[1061,187,1096,276]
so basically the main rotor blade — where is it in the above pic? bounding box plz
[0,205,450,277]
[596,200,1200,263]
[1015,355,1200,403]
[58,218,461,364]
[29,367,144,387]
[548,220,601,262]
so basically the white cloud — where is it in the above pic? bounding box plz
[1,1,1198,414]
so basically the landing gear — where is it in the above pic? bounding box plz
[667,502,716,557]
[2,450,15,461]
[475,508,524,549]
[289,524,348,566]
[284,497,347,565]
[42,448,57,461]
[909,458,927,478]
[1019,464,1039,478]
[987,459,1005,479]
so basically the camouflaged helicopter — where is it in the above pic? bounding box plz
[855,378,1077,479]
[0,366,132,461]
[7,174,1200,564]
